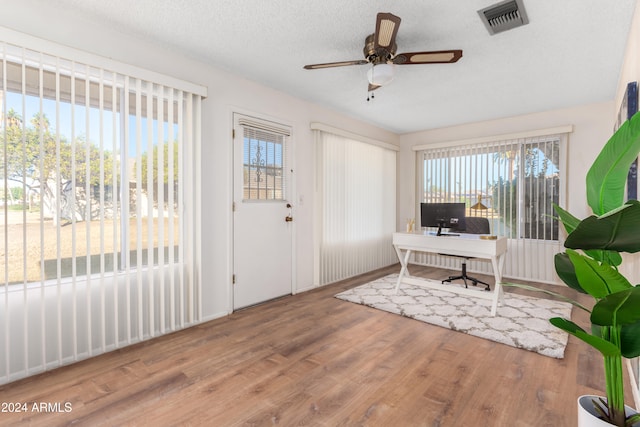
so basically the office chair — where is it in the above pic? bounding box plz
[441,216,491,290]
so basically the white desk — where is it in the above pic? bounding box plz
[393,231,508,316]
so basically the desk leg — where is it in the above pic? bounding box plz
[394,246,412,294]
[490,254,506,316]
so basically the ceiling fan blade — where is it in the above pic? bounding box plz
[375,13,401,50]
[368,83,381,92]
[393,50,463,65]
[303,59,368,70]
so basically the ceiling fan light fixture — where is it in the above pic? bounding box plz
[367,63,395,86]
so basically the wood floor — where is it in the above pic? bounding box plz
[0,264,625,426]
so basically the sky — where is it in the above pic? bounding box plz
[5,91,176,158]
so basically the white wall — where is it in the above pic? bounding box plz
[0,1,399,321]
[397,101,616,233]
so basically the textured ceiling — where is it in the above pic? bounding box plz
[38,0,638,134]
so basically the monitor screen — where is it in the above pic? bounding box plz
[420,202,466,232]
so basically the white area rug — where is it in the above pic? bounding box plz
[335,274,572,358]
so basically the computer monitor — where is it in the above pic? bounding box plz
[420,202,466,235]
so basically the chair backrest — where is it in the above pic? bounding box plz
[464,216,490,234]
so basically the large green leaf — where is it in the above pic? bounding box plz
[567,249,631,297]
[565,200,640,254]
[554,204,622,265]
[586,111,640,215]
[554,252,585,293]
[621,320,640,358]
[591,287,640,326]
[550,317,620,356]
[598,249,623,267]
[553,203,580,234]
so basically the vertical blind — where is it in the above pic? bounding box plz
[315,130,397,285]
[416,134,566,283]
[0,40,204,384]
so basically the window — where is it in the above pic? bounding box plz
[416,132,567,283]
[0,37,205,385]
[0,53,184,285]
[315,129,397,285]
[420,136,562,240]
[242,127,286,201]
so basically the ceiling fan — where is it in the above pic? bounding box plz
[303,12,463,93]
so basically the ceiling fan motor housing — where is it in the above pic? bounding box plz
[363,34,396,64]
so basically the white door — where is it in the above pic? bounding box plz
[232,114,293,309]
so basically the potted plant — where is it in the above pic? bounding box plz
[511,111,640,426]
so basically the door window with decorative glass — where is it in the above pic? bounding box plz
[242,127,285,201]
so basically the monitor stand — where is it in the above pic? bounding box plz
[436,220,459,236]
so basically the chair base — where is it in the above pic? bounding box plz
[441,262,491,291]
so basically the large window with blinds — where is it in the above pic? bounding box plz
[1,61,183,284]
[420,136,562,240]
[417,133,567,283]
[0,39,204,385]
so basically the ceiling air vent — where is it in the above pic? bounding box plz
[478,0,529,35]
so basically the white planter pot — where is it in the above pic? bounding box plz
[578,395,639,427]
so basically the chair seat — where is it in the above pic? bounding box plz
[440,216,491,290]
